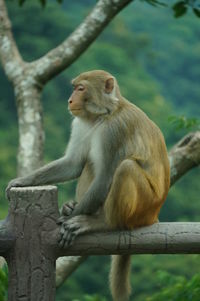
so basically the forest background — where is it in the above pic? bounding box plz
[0,0,200,300]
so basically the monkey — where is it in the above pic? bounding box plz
[7,70,170,301]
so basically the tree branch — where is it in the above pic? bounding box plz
[56,255,88,287]
[33,0,133,84]
[0,0,24,83]
[169,131,200,185]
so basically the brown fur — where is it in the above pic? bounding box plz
[109,255,132,301]
[7,70,170,301]
[72,70,170,301]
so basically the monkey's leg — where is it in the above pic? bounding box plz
[104,159,158,301]
[104,159,158,229]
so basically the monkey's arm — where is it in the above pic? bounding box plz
[58,171,112,247]
[6,156,85,192]
[72,170,113,216]
[69,128,119,217]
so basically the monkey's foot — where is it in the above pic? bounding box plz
[57,200,78,224]
[58,215,92,248]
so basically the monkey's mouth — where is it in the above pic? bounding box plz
[69,108,83,116]
[70,109,82,112]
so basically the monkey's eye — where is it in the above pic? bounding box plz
[77,85,85,91]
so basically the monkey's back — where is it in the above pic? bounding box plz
[76,98,170,206]
[114,99,170,202]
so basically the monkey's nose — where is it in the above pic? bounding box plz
[69,99,73,104]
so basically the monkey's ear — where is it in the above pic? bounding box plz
[105,78,114,94]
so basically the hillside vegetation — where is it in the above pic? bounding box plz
[0,1,199,300]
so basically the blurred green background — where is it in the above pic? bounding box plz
[0,0,200,300]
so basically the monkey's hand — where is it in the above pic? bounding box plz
[57,200,78,224]
[60,200,78,217]
[6,178,25,200]
[58,215,92,248]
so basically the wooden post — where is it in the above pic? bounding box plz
[6,186,58,301]
[1,186,200,301]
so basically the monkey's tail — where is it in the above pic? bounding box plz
[109,254,132,301]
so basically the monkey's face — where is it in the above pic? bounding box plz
[68,84,87,117]
[68,71,120,120]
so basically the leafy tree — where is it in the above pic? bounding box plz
[147,271,200,301]
[0,266,8,301]
[0,0,200,300]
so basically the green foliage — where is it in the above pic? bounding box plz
[147,271,200,301]
[0,98,18,219]
[17,0,63,7]
[57,254,200,301]
[172,0,200,18]
[18,0,25,6]
[0,1,200,301]
[193,7,200,17]
[173,1,188,18]
[72,294,107,301]
[168,115,200,131]
[15,0,200,18]
[144,0,167,7]
[0,266,8,301]
[129,2,200,118]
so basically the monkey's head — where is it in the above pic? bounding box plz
[68,70,120,120]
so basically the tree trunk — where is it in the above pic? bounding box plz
[0,0,133,287]
[14,81,44,176]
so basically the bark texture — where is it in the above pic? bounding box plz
[15,83,44,176]
[0,160,199,299]
[0,0,44,174]
[0,0,133,174]
[6,186,58,301]
[56,255,88,287]
[0,0,133,290]
[2,187,200,259]
[1,0,200,292]
[169,131,200,185]
[56,222,200,256]
[33,0,133,83]
[0,0,23,82]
